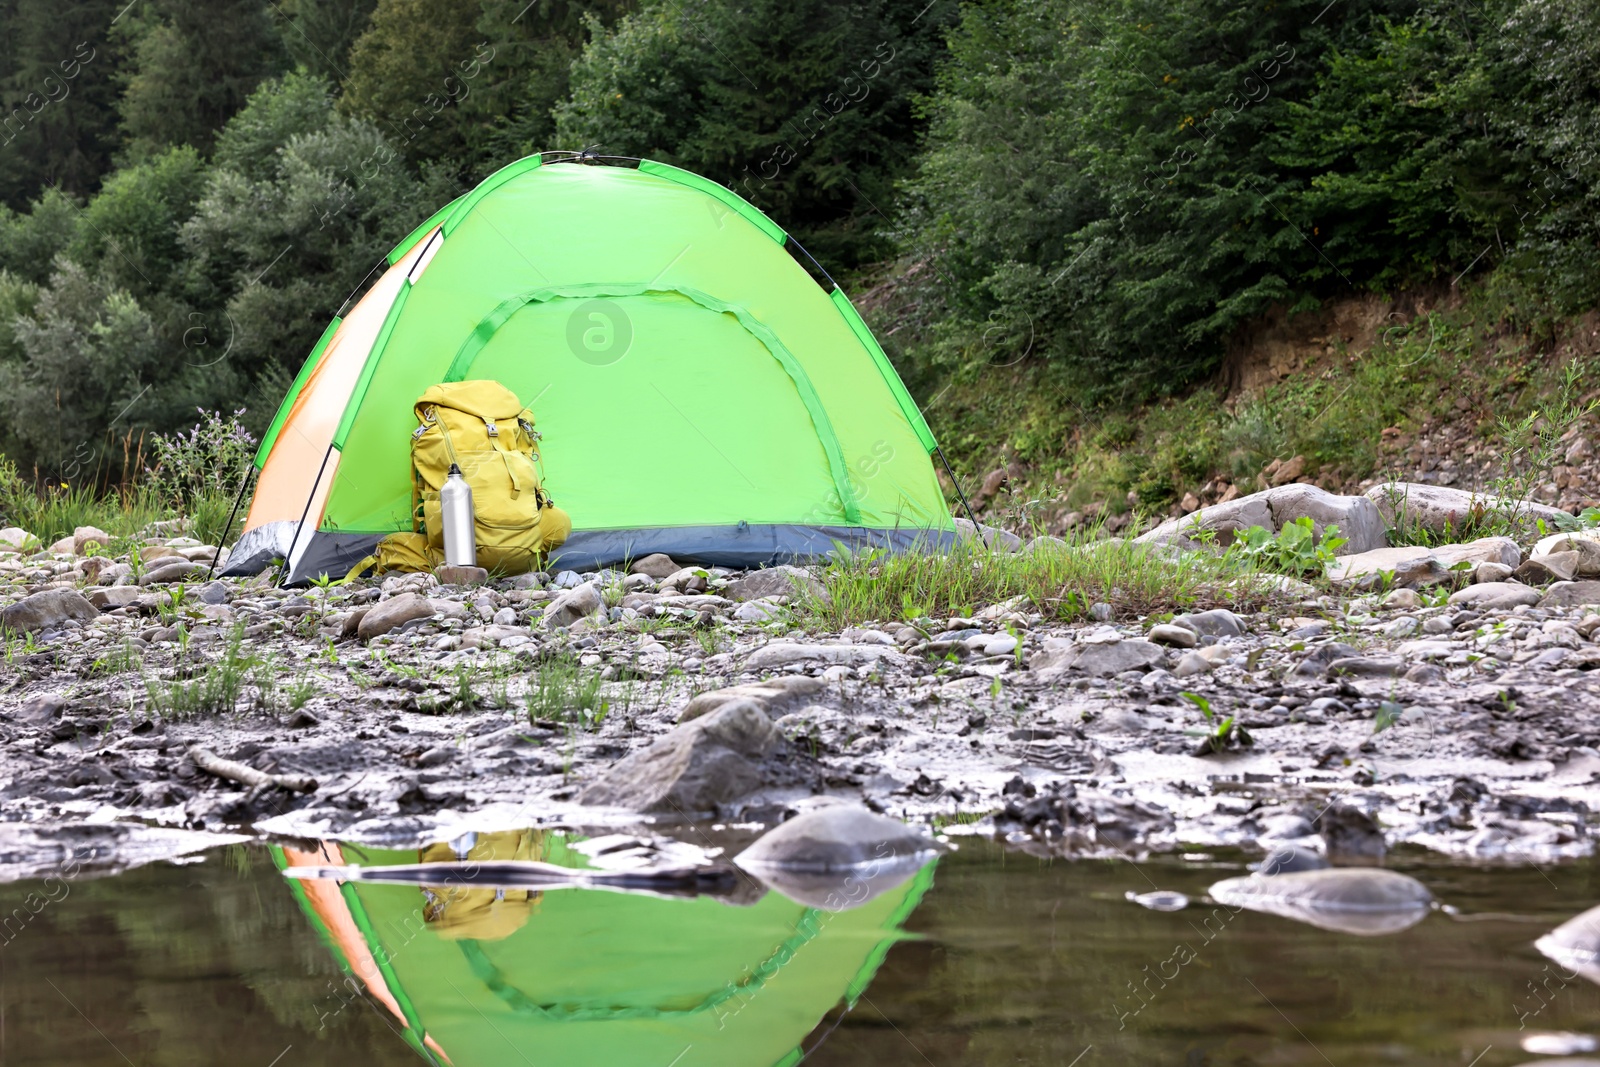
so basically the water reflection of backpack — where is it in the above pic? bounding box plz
[368,381,569,577]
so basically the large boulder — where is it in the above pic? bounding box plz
[1137,484,1385,556]
[1366,481,1571,537]
[578,699,784,813]
[1,588,99,634]
[1326,536,1521,587]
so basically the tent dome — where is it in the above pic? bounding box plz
[227,155,952,583]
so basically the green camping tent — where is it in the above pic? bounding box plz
[276,833,935,1066]
[229,155,954,583]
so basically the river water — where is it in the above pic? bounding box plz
[2,836,1597,1066]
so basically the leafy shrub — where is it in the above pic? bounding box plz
[1225,518,1347,577]
[146,408,256,508]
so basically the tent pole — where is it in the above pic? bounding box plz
[935,445,979,527]
[279,445,335,587]
[207,463,256,577]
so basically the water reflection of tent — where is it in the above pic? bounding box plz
[274,833,935,1066]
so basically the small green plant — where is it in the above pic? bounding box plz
[1489,359,1597,529]
[146,623,269,718]
[155,583,190,626]
[525,652,608,729]
[285,678,319,711]
[1227,517,1347,577]
[1373,700,1404,734]
[1180,690,1253,754]
[90,641,142,677]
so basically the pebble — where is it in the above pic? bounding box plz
[982,633,1019,657]
[1148,623,1198,648]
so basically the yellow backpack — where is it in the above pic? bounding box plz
[349,381,570,578]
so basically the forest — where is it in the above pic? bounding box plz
[0,0,1594,497]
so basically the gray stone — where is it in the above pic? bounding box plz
[415,745,457,768]
[1022,535,1068,554]
[1137,484,1385,556]
[982,633,1019,657]
[1171,608,1246,637]
[356,592,437,640]
[1172,651,1213,677]
[1474,561,1514,583]
[734,804,943,909]
[1326,656,1407,679]
[736,805,940,872]
[578,699,784,813]
[953,517,1023,552]
[72,526,112,554]
[678,676,827,723]
[1381,616,1419,638]
[726,565,822,602]
[1433,536,1522,570]
[1536,902,1600,985]
[434,564,489,586]
[1448,581,1541,610]
[1,588,98,634]
[1147,623,1198,648]
[1381,588,1421,611]
[1539,581,1600,610]
[0,527,34,552]
[1514,551,1579,585]
[15,692,66,724]
[139,559,207,585]
[1051,639,1165,677]
[542,582,604,629]
[1290,642,1362,678]
[85,587,143,610]
[552,570,583,589]
[733,599,785,623]
[492,606,517,626]
[197,581,229,605]
[1366,481,1571,537]
[1324,546,1443,587]
[1208,868,1432,935]
[1326,536,1520,588]
[1257,844,1329,874]
[1533,532,1600,577]
[629,553,681,580]
[745,643,901,670]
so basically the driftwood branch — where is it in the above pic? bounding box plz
[188,746,318,794]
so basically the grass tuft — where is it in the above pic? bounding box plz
[796,534,1283,630]
[525,651,608,729]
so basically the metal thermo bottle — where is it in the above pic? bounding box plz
[440,464,477,566]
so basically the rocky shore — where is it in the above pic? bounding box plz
[4,479,1600,873]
